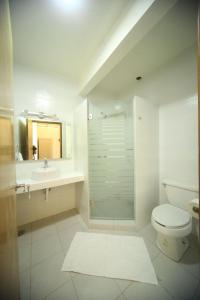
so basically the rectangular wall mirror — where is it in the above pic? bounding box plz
[15,115,72,161]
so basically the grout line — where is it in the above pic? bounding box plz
[122,292,128,300]
[178,247,200,280]
[29,217,71,300]
[114,278,132,295]
[31,225,57,245]
[112,278,125,296]
[191,281,200,300]
[31,248,64,270]
[54,216,68,255]
[192,280,200,300]
[120,282,133,296]
[121,279,177,300]
[160,283,179,300]
[179,264,200,281]
[53,213,85,300]
[30,221,33,300]
[70,272,80,300]
[42,280,72,300]
[152,254,190,300]
[28,264,31,300]
[30,219,65,268]
[114,292,127,300]
[56,219,88,236]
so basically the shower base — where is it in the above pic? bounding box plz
[88,218,137,233]
[90,199,134,220]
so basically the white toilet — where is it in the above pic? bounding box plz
[151,204,192,261]
[151,181,197,261]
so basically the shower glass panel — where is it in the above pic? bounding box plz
[88,99,134,220]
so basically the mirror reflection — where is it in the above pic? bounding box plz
[15,115,69,161]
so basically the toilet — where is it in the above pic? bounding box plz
[150,180,199,261]
[151,203,192,261]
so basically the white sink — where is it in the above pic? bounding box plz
[31,167,60,181]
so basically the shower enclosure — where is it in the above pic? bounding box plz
[88,99,134,220]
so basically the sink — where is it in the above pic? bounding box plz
[31,167,60,181]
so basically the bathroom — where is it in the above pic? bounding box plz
[0,0,199,299]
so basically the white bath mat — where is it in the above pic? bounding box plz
[62,232,158,285]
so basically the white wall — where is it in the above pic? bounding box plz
[74,100,89,225]
[13,64,83,225]
[130,46,197,106]
[134,96,159,228]
[115,46,198,231]
[13,64,82,120]
[130,46,198,217]
[159,97,198,207]
[13,64,83,172]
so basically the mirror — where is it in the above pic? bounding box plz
[15,116,72,161]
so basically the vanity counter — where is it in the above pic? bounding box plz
[16,172,84,194]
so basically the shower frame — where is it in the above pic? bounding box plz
[86,98,137,231]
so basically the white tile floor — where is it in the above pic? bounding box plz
[18,212,200,300]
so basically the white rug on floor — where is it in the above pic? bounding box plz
[62,232,158,285]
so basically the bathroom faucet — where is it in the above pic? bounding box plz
[44,158,48,169]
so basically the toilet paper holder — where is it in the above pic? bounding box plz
[193,206,199,214]
[188,199,199,220]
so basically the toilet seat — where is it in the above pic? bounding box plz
[152,204,191,229]
[151,204,192,238]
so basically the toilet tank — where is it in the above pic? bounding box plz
[163,180,198,212]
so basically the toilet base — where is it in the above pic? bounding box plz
[156,233,189,261]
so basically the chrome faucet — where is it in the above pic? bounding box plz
[44,158,48,169]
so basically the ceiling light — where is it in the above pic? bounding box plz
[54,0,83,12]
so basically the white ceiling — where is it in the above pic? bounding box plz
[10,0,130,83]
[97,0,198,96]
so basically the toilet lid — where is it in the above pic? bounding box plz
[152,204,191,228]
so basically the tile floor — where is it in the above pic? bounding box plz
[18,211,200,300]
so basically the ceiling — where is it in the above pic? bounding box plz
[9,0,198,93]
[10,0,130,83]
[97,0,198,96]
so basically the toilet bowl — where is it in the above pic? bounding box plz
[151,204,192,261]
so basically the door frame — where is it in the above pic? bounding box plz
[198,2,200,237]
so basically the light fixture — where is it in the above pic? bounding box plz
[54,0,83,12]
[115,104,121,111]
[20,110,59,121]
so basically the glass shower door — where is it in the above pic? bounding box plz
[88,100,134,220]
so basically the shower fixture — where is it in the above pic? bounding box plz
[100,111,126,119]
